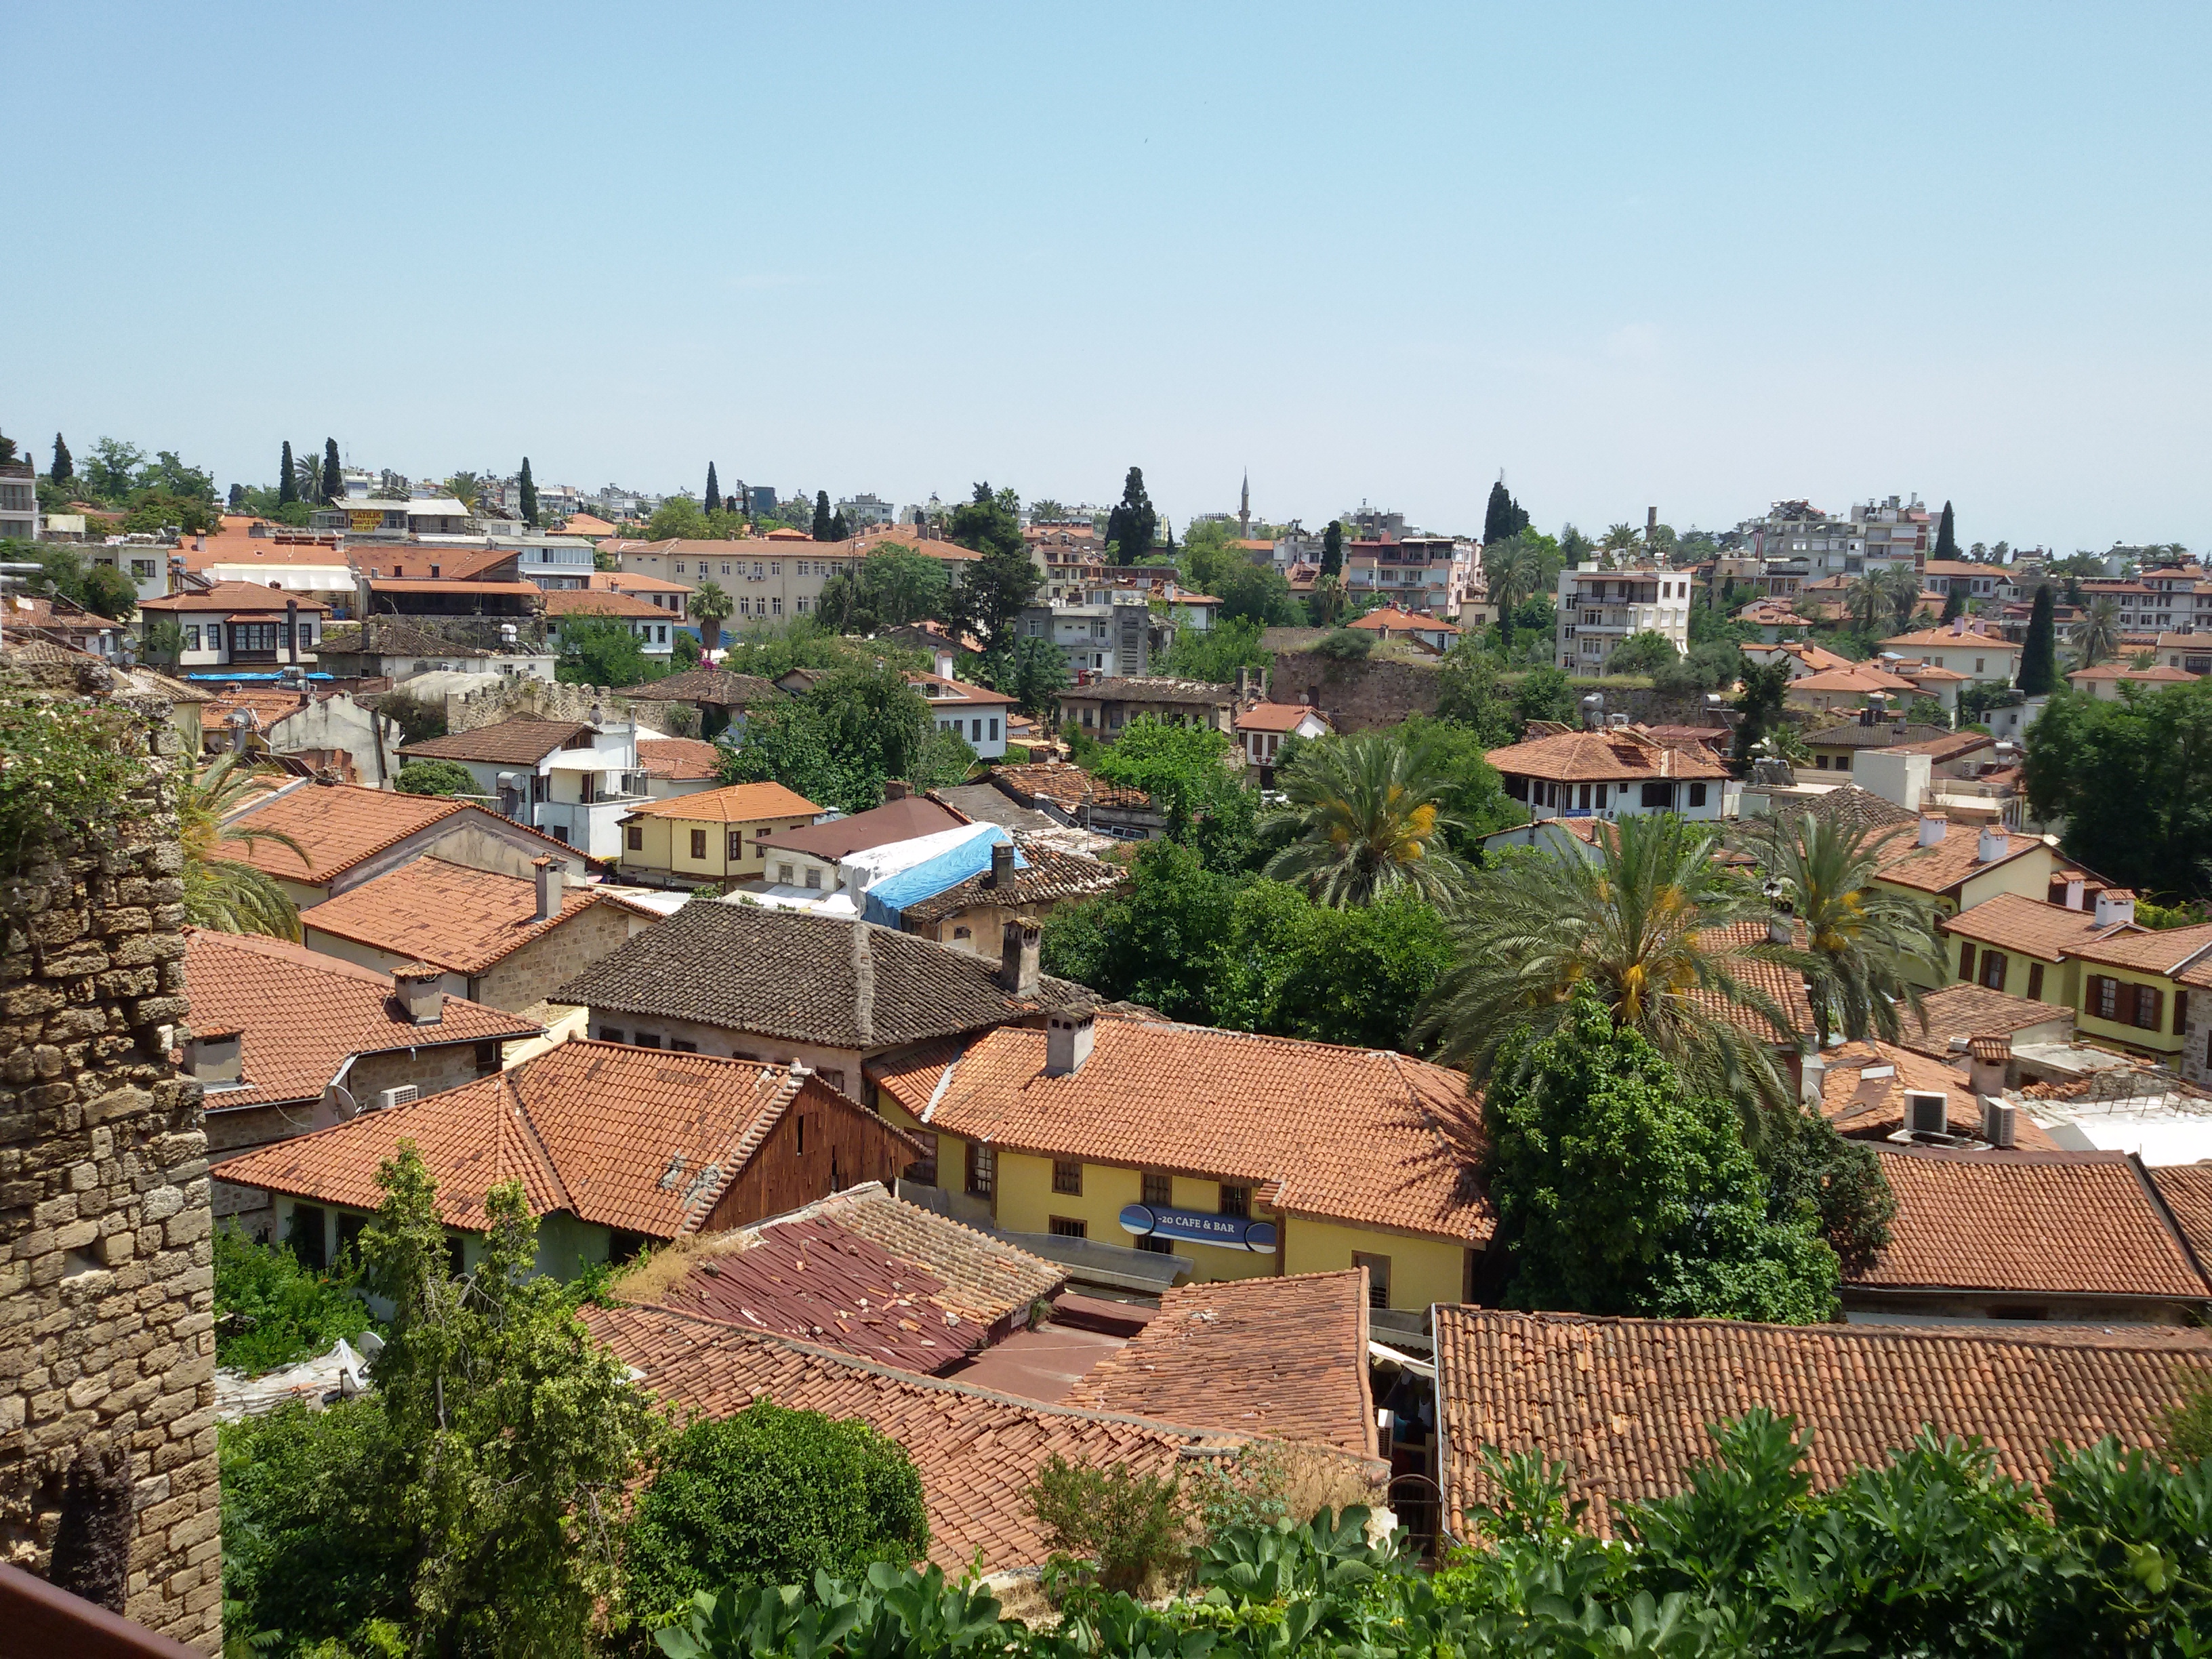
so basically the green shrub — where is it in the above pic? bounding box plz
[0,693,146,873]
[1026,1454,1185,1595]
[621,1402,929,1638]
[212,1225,371,1374]
[1312,628,1372,661]
[392,758,477,797]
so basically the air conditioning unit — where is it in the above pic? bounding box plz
[1903,1090,1948,1138]
[1981,1097,2018,1149]
[374,1084,419,1112]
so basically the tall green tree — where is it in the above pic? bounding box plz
[1418,811,1794,1112]
[2074,594,2121,668]
[690,578,734,651]
[1940,581,1967,624]
[977,634,1071,717]
[1483,535,1538,654]
[1105,466,1157,561]
[1933,499,1957,563]
[49,432,71,483]
[1881,562,1924,630]
[1843,569,1889,638]
[179,754,311,939]
[703,462,720,515]
[1733,659,1791,762]
[2024,678,2212,901]
[1736,814,1944,1046]
[1482,480,1530,546]
[1259,729,1472,907]
[946,483,1037,651]
[556,617,653,687]
[1478,987,1840,1323]
[518,456,537,527]
[2017,583,2059,694]
[1319,519,1343,577]
[813,489,834,541]
[319,438,341,504]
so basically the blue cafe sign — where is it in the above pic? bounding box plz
[1118,1203,1277,1254]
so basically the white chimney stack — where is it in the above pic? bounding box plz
[1917,813,1948,848]
[2094,887,2136,928]
[1044,1004,1096,1077]
[533,855,565,922]
[1975,825,2009,865]
[2063,876,2085,911]
[394,963,446,1025]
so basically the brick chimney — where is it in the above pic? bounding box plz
[998,919,1041,996]
[532,855,564,922]
[990,842,1016,890]
[882,779,908,802]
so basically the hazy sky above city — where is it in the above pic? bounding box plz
[9,4,2209,551]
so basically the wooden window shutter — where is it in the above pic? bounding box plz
[2137,984,2163,1031]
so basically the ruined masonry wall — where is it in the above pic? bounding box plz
[0,657,222,1652]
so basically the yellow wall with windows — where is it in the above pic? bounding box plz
[1282,1215,1467,1313]
[1944,943,2074,1008]
[617,813,814,886]
[2076,963,2188,1057]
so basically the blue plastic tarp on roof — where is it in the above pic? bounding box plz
[861,825,1025,928]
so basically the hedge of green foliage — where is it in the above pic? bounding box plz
[654,1412,2211,1659]
[212,1226,371,1375]
[0,693,146,872]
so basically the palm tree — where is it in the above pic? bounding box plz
[1307,573,1348,627]
[1600,523,1640,553]
[1416,811,1794,1111]
[178,754,310,939]
[2074,595,2121,668]
[1734,814,1944,1048]
[1844,570,1889,638]
[1881,564,1925,631]
[1483,536,1535,649]
[689,578,733,653]
[444,472,484,512]
[1259,730,1471,907]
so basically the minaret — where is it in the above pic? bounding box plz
[1239,471,1250,539]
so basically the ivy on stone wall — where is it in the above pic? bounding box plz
[0,693,147,872]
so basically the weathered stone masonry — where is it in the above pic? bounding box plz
[0,654,222,1652]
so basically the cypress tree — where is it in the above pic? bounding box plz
[1482,480,1529,546]
[320,438,341,504]
[1934,499,1958,563]
[2017,585,2058,695]
[703,463,720,516]
[227,483,245,509]
[1940,581,1966,624]
[1104,466,1157,561]
[278,441,298,504]
[830,510,850,542]
[518,457,538,527]
[813,490,834,541]
[49,432,72,483]
[1321,520,1343,577]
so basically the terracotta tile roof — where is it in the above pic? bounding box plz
[143,580,332,615]
[1235,702,1326,733]
[220,781,466,885]
[397,717,592,765]
[2147,1164,2212,1271]
[2070,920,2212,975]
[1875,826,2047,897]
[1483,729,1731,784]
[617,665,786,705]
[1784,785,1917,832]
[427,546,524,582]
[1860,1147,2210,1300]
[219,1039,905,1236]
[182,930,537,1109]
[556,903,1088,1050]
[641,1183,1065,1372]
[1350,607,1460,634]
[1890,730,1999,763]
[1063,1270,1374,1455]
[990,760,1152,815]
[1894,983,2076,1059]
[556,512,618,537]
[635,737,723,781]
[1433,1307,2212,1539]
[895,839,1126,924]
[318,619,491,659]
[584,1302,1238,1568]
[1880,621,2018,652]
[1938,893,2125,961]
[542,589,667,619]
[198,689,330,734]
[1816,1038,2056,1149]
[300,857,656,975]
[2066,663,2199,686]
[1692,920,1818,1042]
[621,781,823,823]
[1059,676,1240,707]
[588,570,692,594]
[1790,664,1923,696]
[912,672,1016,706]
[873,1019,1491,1244]
[753,796,962,856]
[368,579,543,597]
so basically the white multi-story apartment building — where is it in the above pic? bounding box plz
[0,459,38,542]
[836,493,896,529]
[1344,535,1471,618]
[615,529,976,628]
[1016,592,1151,678]
[1737,495,1930,581]
[1555,563,1694,672]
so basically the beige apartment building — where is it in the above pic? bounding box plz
[615,527,979,628]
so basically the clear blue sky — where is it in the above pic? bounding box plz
[9,3,2208,551]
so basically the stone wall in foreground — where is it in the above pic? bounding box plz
[0,651,220,1652]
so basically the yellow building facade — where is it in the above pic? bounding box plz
[617,781,823,891]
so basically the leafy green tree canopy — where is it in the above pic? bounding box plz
[2024,678,2212,901]
[394,758,479,797]
[557,616,656,687]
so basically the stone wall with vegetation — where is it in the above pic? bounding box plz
[0,651,220,1652]
[1268,649,1718,733]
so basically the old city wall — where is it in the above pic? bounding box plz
[1267,650,1721,733]
[0,653,222,1652]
